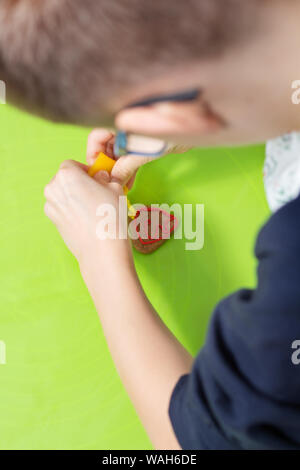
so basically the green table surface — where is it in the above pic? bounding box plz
[0,104,270,449]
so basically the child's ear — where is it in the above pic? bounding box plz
[115,99,225,137]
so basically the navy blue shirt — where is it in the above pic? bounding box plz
[169,194,300,450]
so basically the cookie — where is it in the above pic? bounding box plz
[129,207,178,254]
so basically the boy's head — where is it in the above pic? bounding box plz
[0,0,299,146]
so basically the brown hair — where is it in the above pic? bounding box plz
[0,0,258,124]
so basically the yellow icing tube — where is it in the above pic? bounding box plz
[88,152,136,218]
[88,152,116,176]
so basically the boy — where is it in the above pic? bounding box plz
[1,0,300,449]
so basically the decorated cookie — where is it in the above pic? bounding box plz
[130,207,178,254]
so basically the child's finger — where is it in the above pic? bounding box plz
[86,129,115,165]
[111,155,152,186]
[93,170,111,185]
[106,138,115,159]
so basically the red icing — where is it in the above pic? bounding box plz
[132,207,178,245]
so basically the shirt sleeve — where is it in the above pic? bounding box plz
[169,194,300,450]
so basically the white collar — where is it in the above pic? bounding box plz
[264,132,300,212]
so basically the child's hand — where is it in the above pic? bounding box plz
[86,129,154,189]
[44,159,128,266]
[86,129,192,189]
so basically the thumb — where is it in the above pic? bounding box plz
[111,155,153,186]
[93,170,111,185]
